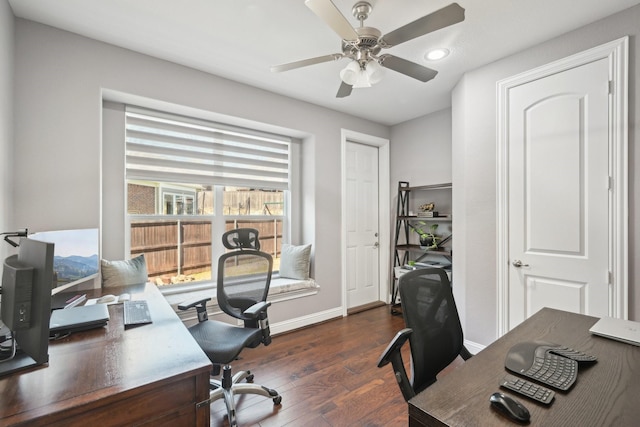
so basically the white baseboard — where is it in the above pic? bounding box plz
[464,339,485,355]
[270,307,344,336]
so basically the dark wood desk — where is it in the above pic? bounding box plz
[409,308,640,426]
[0,283,212,426]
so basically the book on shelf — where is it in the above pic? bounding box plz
[416,212,453,218]
[417,211,438,218]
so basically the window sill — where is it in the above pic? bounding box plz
[161,276,319,323]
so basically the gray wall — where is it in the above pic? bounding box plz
[390,108,453,187]
[0,0,14,262]
[453,5,639,346]
[11,18,389,325]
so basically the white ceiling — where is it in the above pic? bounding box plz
[8,0,640,125]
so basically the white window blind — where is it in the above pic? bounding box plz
[125,107,290,190]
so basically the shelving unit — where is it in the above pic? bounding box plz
[391,181,453,314]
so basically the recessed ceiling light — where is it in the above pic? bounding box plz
[425,48,450,61]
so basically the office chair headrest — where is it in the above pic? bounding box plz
[222,228,261,250]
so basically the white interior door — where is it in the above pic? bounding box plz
[506,58,610,329]
[345,141,380,309]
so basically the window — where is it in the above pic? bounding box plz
[125,107,290,287]
[162,191,195,215]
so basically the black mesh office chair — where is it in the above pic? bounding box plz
[222,227,261,251]
[178,229,281,426]
[378,268,472,401]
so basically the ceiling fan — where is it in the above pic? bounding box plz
[271,0,465,98]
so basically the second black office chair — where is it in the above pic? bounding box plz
[179,228,281,427]
[378,267,472,401]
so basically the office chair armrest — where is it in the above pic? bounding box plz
[377,328,415,401]
[243,301,273,346]
[377,328,412,367]
[177,296,212,311]
[177,297,212,322]
[243,301,271,319]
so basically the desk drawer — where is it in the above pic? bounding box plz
[37,374,207,427]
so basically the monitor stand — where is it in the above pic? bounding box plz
[0,350,42,377]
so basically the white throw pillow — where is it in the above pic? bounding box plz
[279,244,312,280]
[101,254,148,288]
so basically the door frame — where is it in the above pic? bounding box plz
[341,129,390,316]
[496,37,629,336]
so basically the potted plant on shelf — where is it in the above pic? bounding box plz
[408,222,440,249]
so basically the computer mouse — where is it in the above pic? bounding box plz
[119,293,131,302]
[490,392,530,423]
[97,294,117,304]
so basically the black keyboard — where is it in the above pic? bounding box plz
[505,342,588,391]
[549,345,598,362]
[526,351,577,390]
[123,300,152,327]
[500,373,555,404]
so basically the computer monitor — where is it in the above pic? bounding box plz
[29,228,99,294]
[0,238,55,377]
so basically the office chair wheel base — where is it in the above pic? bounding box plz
[264,387,281,404]
[225,410,237,427]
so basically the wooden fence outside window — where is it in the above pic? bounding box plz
[131,219,282,284]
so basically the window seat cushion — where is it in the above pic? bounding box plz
[267,276,318,296]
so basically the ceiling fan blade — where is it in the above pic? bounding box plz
[336,81,353,98]
[305,0,359,42]
[379,3,465,47]
[271,53,343,72]
[379,55,438,82]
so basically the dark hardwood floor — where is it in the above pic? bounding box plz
[209,305,465,426]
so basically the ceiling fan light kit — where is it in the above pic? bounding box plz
[340,58,384,87]
[272,0,465,98]
[340,60,365,86]
[364,59,384,84]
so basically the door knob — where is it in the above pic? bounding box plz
[373,242,379,249]
[512,260,530,268]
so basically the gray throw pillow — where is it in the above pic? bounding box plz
[279,244,312,280]
[101,254,148,288]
